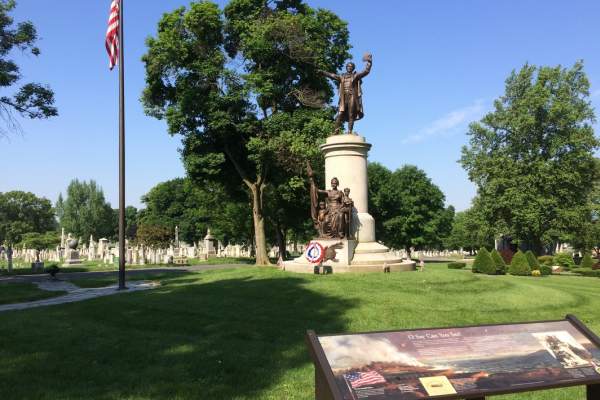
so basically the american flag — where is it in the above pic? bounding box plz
[105,0,120,70]
[344,371,386,388]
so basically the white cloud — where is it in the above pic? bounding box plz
[401,100,486,145]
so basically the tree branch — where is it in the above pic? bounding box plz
[223,145,254,189]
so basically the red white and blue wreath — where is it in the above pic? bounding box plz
[305,241,325,264]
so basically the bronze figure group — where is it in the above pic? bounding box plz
[308,165,354,239]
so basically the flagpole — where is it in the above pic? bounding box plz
[118,0,127,290]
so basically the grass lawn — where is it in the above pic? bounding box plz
[1,264,599,399]
[0,282,67,305]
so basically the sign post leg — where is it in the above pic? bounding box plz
[587,384,600,400]
[315,367,334,400]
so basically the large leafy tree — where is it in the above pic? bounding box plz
[0,190,55,271]
[142,0,350,264]
[368,163,449,255]
[0,0,56,136]
[138,178,252,246]
[461,62,598,253]
[57,179,116,241]
[444,203,495,254]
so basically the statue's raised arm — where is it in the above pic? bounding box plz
[355,53,372,80]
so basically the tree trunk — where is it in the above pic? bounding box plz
[275,220,286,260]
[251,184,271,265]
[7,245,13,273]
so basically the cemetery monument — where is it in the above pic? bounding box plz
[285,54,416,273]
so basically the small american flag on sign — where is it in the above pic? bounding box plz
[105,0,120,70]
[344,370,386,388]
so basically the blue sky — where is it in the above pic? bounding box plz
[1,0,599,211]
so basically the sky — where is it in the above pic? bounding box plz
[1,0,599,211]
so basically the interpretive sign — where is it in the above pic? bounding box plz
[306,315,600,399]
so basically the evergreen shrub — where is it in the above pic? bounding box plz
[491,249,506,275]
[525,250,540,270]
[509,251,531,276]
[448,262,466,269]
[580,253,594,269]
[472,248,496,275]
[540,265,552,276]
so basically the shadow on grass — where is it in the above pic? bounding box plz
[0,273,353,399]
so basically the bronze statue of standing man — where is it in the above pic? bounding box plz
[320,53,372,134]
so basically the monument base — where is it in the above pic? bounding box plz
[284,239,416,274]
[62,249,82,266]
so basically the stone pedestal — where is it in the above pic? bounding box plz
[63,249,81,266]
[285,134,415,273]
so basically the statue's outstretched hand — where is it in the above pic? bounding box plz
[363,53,372,63]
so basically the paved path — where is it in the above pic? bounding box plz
[0,264,249,284]
[0,280,160,313]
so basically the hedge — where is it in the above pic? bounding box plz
[571,268,600,277]
[448,262,467,269]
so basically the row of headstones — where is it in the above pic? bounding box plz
[3,242,254,266]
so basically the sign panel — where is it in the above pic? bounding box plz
[317,320,600,399]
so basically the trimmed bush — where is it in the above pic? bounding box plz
[532,270,541,277]
[491,249,507,275]
[509,250,531,276]
[525,250,540,270]
[580,253,594,269]
[472,248,496,275]
[538,255,554,267]
[448,262,466,269]
[553,252,575,270]
[540,265,552,276]
[571,268,600,277]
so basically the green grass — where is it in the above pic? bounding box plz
[1,264,599,399]
[0,282,67,305]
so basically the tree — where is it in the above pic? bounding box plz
[444,206,493,254]
[368,163,449,255]
[19,231,59,250]
[0,191,55,271]
[0,0,57,136]
[124,206,138,240]
[135,225,172,250]
[57,180,116,241]
[461,62,598,254]
[142,1,350,264]
[139,178,252,246]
